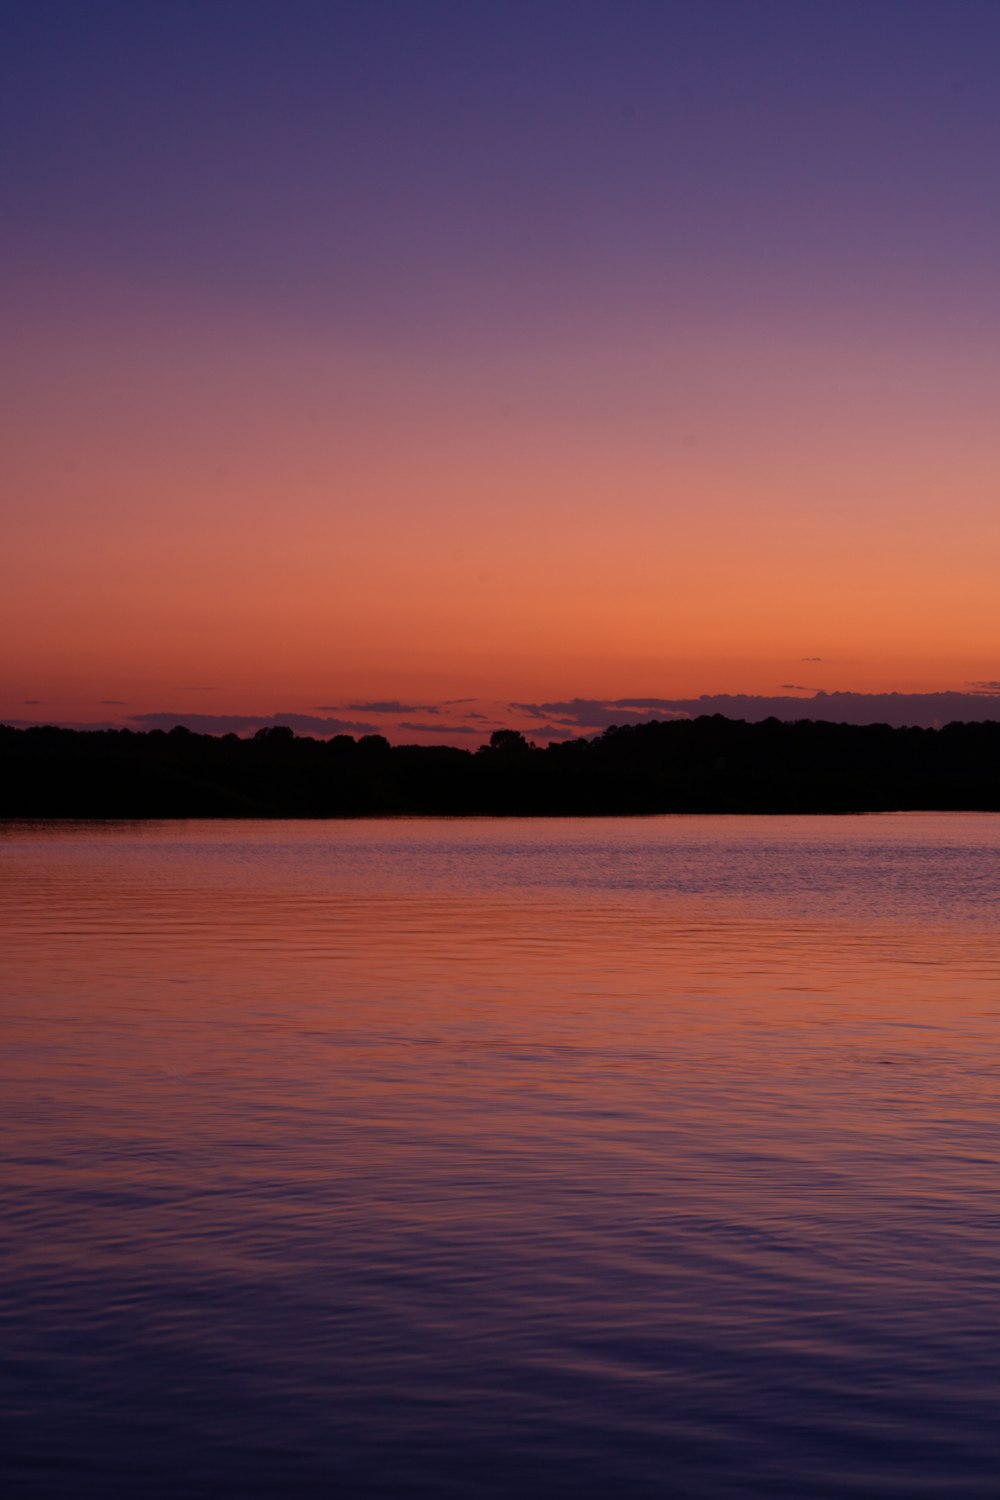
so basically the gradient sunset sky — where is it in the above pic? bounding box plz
[5,1,1000,742]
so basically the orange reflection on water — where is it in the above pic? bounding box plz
[3,817,1000,1496]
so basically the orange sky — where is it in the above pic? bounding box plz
[5,303,999,731]
[4,6,1000,740]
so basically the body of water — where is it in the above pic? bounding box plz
[2,815,999,1496]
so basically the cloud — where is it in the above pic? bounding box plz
[100,699,128,705]
[779,684,810,691]
[21,698,44,704]
[127,711,378,736]
[348,700,442,715]
[801,657,823,662]
[348,700,421,713]
[15,691,1000,744]
[4,718,120,731]
[511,693,1000,731]
[397,721,481,736]
[511,698,690,729]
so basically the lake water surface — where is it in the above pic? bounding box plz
[3,816,999,1497]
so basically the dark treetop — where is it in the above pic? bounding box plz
[4,716,1000,818]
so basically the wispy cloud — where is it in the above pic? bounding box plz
[397,721,480,736]
[510,693,1000,731]
[14,691,1000,744]
[127,711,378,736]
[347,700,421,713]
[512,698,690,730]
[346,700,443,715]
[4,718,120,730]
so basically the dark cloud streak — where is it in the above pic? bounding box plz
[397,721,481,736]
[511,693,1000,731]
[347,701,421,714]
[127,711,378,736]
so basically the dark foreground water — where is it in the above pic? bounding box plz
[2,815,999,1498]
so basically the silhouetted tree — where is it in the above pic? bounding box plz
[482,729,532,754]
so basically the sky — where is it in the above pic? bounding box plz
[4,0,1000,743]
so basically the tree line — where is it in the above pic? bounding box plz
[2,716,1000,818]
